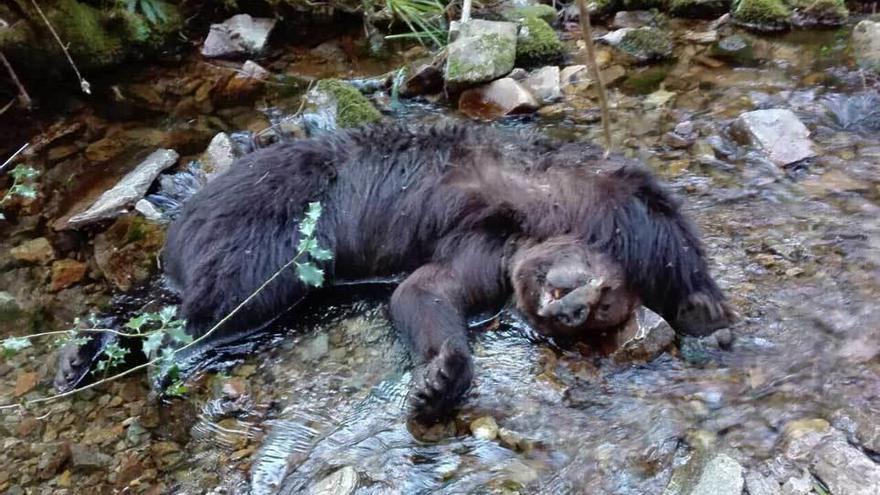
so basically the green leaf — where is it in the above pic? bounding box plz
[141,0,158,24]
[141,331,165,357]
[125,314,149,332]
[125,0,137,12]
[2,336,32,355]
[305,202,322,223]
[299,221,316,239]
[166,325,193,345]
[9,164,39,181]
[10,184,37,199]
[297,236,317,254]
[158,306,177,324]
[296,262,325,287]
[308,246,333,261]
[166,379,187,397]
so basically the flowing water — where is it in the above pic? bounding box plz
[0,16,879,495]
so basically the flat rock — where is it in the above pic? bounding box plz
[201,132,240,179]
[50,259,87,291]
[853,20,880,73]
[611,307,676,362]
[810,433,880,495]
[201,14,276,59]
[522,66,561,104]
[69,444,112,471]
[730,109,815,166]
[459,78,539,120]
[309,466,358,495]
[67,149,179,228]
[10,237,55,264]
[690,454,744,495]
[445,19,517,90]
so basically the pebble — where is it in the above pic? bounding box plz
[470,416,499,440]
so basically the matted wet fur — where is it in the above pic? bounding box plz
[57,123,735,422]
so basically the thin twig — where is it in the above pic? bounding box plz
[27,0,90,94]
[0,51,31,108]
[576,0,612,157]
[0,249,308,411]
[1,143,29,174]
[8,328,160,340]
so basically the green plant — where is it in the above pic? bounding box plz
[384,0,448,46]
[122,0,171,25]
[1,202,332,405]
[0,164,39,220]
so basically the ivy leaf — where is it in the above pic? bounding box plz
[9,165,39,181]
[166,325,193,345]
[308,246,333,261]
[296,262,325,287]
[10,184,37,199]
[166,379,187,397]
[125,314,150,332]
[297,236,316,253]
[299,220,316,239]
[158,306,177,324]
[305,202,322,223]
[141,331,165,357]
[2,336,32,356]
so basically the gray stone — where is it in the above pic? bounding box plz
[69,444,112,471]
[201,14,276,59]
[611,11,655,29]
[810,433,880,495]
[458,78,539,120]
[601,27,673,61]
[560,65,588,88]
[134,199,164,223]
[67,149,179,227]
[309,466,358,495]
[730,109,815,166]
[202,132,240,179]
[853,20,880,73]
[682,30,719,44]
[522,66,561,104]
[470,416,499,440]
[612,307,676,363]
[0,291,22,322]
[745,470,781,495]
[780,471,812,495]
[445,20,517,90]
[690,454,744,495]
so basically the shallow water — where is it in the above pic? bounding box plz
[1,14,879,495]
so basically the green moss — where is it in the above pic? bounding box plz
[621,64,672,94]
[516,16,564,67]
[617,27,673,61]
[668,0,731,18]
[315,79,382,128]
[501,5,558,24]
[589,0,620,16]
[786,0,847,27]
[733,0,791,30]
[50,0,123,67]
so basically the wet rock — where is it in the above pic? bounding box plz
[611,307,676,363]
[10,237,55,265]
[853,20,880,73]
[515,16,564,67]
[688,454,744,495]
[69,443,112,471]
[150,441,183,471]
[470,416,499,440]
[560,65,588,87]
[501,4,558,24]
[305,79,382,129]
[67,149,179,228]
[682,29,719,44]
[221,60,270,102]
[445,20,517,90]
[780,471,812,494]
[821,92,880,132]
[400,62,444,97]
[309,466,358,495]
[459,78,539,120]
[93,216,166,291]
[732,0,791,32]
[522,66,561,104]
[810,433,880,495]
[730,109,815,166]
[601,27,673,62]
[611,11,656,28]
[668,0,730,19]
[745,470,781,495]
[14,371,39,397]
[201,132,241,179]
[789,0,847,28]
[710,35,755,66]
[134,199,164,223]
[37,443,70,479]
[201,14,276,59]
[50,259,87,291]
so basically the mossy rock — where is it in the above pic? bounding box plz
[614,27,673,62]
[732,0,792,31]
[502,5,558,24]
[621,64,672,94]
[312,79,382,128]
[516,16,565,67]
[668,0,732,18]
[786,0,847,27]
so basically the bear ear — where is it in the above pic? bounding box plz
[671,293,739,337]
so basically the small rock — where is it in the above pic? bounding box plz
[459,78,539,120]
[50,259,87,291]
[611,11,655,29]
[221,60,270,101]
[67,149,179,228]
[611,307,676,363]
[644,88,676,107]
[445,20,518,90]
[810,433,880,495]
[498,427,524,451]
[711,35,755,65]
[14,372,39,397]
[47,144,81,163]
[201,132,241,179]
[134,199,164,223]
[10,237,55,265]
[221,377,248,399]
[601,27,673,62]
[93,215,166,291]
[309,466,358,495]
[69,443,112,471]
[201,14,276,59]
[560,65,588,87]
[400,62,444,97]
[305,79,382,129]
[37,443,71,479]
[745,470,781,495]
[470,416,499,440]
[690,454,744,495]
[730,109,815,166]
[682,30,719,44]
[522,66,561,104]
[853,20,880,73]
[790,0,847,28]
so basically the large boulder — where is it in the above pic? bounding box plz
[201,14,276,59]
[445,20,518,91]
[601,27,673,62]
[730,109,815,166]
[853,20,880,73]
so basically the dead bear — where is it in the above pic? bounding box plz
[56,123,735,422]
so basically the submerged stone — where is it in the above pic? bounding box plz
[730,109,815,166]
[470,416,499,440]
[522,66,561,103]
[459,78,539,120]
[201,14,276,59]
[515,16,565,67]
[788,0,847,28]
[309,466,358,495]
[710,34,756,66]
[445,20,518,90]
[690,454,744,495]
[853,20,880,73]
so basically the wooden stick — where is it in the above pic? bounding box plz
[0,51,32,109]
[461,0,472,22]
[576,0,612,157]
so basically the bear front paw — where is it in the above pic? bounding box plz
[409,341,474,423]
